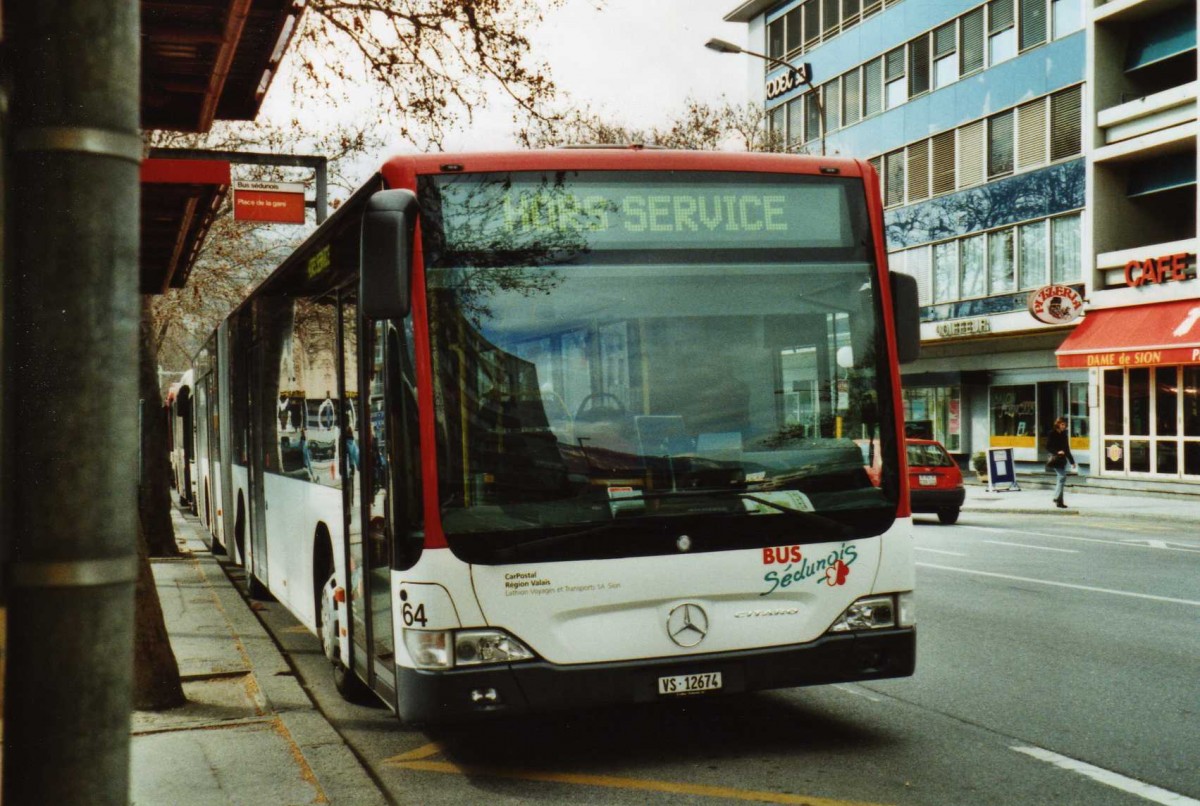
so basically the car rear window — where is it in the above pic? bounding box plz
[907,444,955,467]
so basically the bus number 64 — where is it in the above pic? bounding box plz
[401,601,428,627]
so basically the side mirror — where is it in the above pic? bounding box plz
[361,189,419,319]
[890,272,921,364]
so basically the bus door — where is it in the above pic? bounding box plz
[246,337,268,589]
[343,309,398,704]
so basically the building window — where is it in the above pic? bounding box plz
[884,149,906,206]
[844,0,862,26]
[824,78,841,132]
[785,6,804,55]
[768,16,786,62]
[769,105,787,143]
[1049,85,1082,161]
[960,233,986,297]
[787,98,806,149]
[1052,0,1082,37]
[958,119,986,188]
[933,22,958,88]
[931,130,956,195]
[907,140,930,202]
[1016,97,1048,169]
[822,0,840,39]
[804,0,821,51]
[1102,366,1200,477]
[988,0,1017,64]
[864,58,884,117]
[842,70,862,126]
[988,110,1015,179]
[885,47,907,109]
[933,240,960,302]
[1018,219,1048,289]
[960,7,985,75]
[988,227,1015,293]
[904,386,963,451]
[805,90,822,143]
[1051,213,1081,283]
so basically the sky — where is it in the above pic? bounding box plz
[439,0,754,150]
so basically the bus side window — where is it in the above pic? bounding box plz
[390,319,424,571]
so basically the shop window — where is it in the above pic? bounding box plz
[1129,440,1151,472]
[904,386,962,451]
[991,384,1036,442]
[1068,381,1088,440]
[1184,367,1200,436]
[1104,369,1124,435]
[1129,368,1150,436]
[1157,441,1179,474]
[1186,442,1200,476]
[1156,367,1178,436]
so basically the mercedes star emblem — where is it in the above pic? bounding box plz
[676,534,692,552]
[667,602,709,647]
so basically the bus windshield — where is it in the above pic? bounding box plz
[419,170,900,563]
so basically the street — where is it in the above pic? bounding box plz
[249,510,1200,806]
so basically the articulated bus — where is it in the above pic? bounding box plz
[190,148,921,721]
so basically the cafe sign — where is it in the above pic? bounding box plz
[1028,284,1084,325]
[1124,252,1193,287]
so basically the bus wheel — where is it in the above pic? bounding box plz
[317,571,373,704]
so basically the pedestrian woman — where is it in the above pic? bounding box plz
[1046,417,1075,508]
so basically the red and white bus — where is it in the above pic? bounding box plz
[191,148,921,721]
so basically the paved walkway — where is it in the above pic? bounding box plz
[131,508,388,806]
[961,477,1200,522]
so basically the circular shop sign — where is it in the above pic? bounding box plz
[1028,284,1084,325]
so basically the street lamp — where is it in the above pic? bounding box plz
[704,37,825,156]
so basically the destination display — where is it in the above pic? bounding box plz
[429,172,858,253]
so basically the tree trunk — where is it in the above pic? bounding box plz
[133,520,186,710]
[140,297,180,557]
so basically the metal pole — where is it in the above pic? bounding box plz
[3,2,140,804]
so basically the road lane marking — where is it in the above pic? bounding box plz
[385,742,443,763]
[963,525,1200,554]
[914,547,967,556]
[1013,746,1200,805]
[387,758,888,805]
[917,563,1200,607]
[982,540,1078,554]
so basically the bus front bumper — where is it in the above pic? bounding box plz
[395,628,915,723]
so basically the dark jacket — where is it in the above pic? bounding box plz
[1046,428,1074,464]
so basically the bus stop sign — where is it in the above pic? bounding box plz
[233,180,305,223]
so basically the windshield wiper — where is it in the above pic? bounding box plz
[608,489,855,536]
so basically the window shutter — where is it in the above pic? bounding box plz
[934,22,957,57]
[869,155,884,180]
[843,0,862,27]
[909,245,934,305]
[1050,85,1082,161]
[824,79,841,131]
[1020,0,1048,49]
[862,0,882,17]
[988,110,1015,178]
[909,34,931,97]
[958,119,986,187]
[843,70,862,126]
[932,130,957,195]
[907,140,931,202]
[989,0,1015,33]
[960,8,985,74]
[864,58,884,116]
[1016,97,1048,170]
[885,47,906,81]
[805,90,822,142]
[769,105,787,143]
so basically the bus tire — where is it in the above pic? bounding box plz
[316,570,373,705]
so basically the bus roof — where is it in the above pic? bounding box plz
[381,148,868,187]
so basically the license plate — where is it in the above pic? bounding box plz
[918,474,938,486]
[658,672,722,695]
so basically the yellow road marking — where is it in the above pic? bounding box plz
[383,742,444,763]
[388,757,887,806]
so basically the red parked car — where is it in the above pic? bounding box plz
[857,438,965,524]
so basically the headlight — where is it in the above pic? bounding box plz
[403,628,535,670]
[455,630,535,666]
[827,595,898,633]
[898,591,915,627]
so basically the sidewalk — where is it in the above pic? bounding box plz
[961,478,1200,521]
[131,507,388,806]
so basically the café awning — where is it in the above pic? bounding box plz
[1056,299,1200,368]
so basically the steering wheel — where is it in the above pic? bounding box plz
[575,392,626,420]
